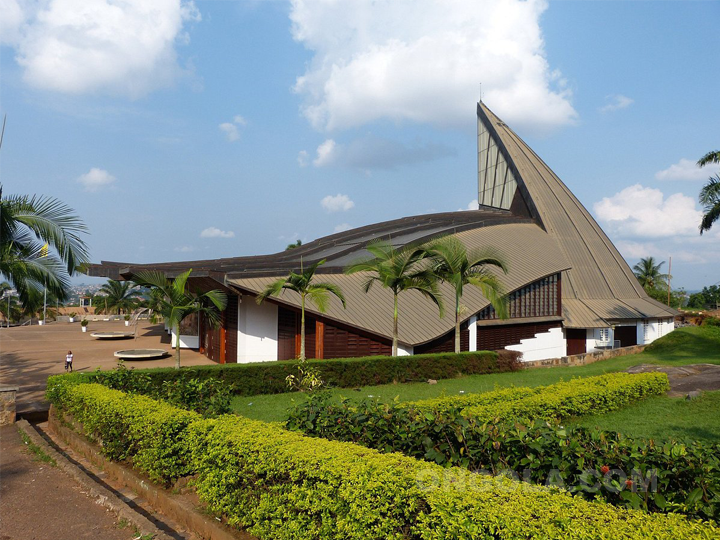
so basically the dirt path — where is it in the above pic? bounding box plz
[0,424,133,540]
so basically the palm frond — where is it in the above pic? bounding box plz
[256,277,291,303]
[698,151,720,168]
[310,282,346,308]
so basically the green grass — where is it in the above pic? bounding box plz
[18,428,57,467]
[231,326,720,427]
[568,390,720,443]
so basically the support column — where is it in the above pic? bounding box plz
[316,321,325,359]
[468,315,478,351]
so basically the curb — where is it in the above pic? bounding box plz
[16,419,173,540]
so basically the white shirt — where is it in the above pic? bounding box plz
[66,354,73,363]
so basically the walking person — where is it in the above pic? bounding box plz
[65,350,73,372]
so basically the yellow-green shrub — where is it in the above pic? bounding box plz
[461,372,669,422]
[47,382,718,539]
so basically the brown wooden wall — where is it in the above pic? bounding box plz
[225,294,238,363]
[415,322,469,354]
[478,273,561,321]
[477,321,559,351]
[277,306,391,359]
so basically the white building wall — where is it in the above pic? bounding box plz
[397,344,413,356]
[237,299,278,363]
[171,331,199,349]
[468,316,478,351]
[506,327,566,362]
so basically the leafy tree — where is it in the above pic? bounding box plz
[286,239,303,250]
[0,187,89,303]
[345,241,444,356]
[133,269,228,369]
[687,285,720,310]
[257,259,345,361]
[698,151,720,234]
[93,280,142,315]
[632,257,668,291]
[425,236,508,353]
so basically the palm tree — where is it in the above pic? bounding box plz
[93,280,142,315]
[257,259,345,361]
[699,174,720,235]
[133,269,228,369]
[0,187,89,303]
[425,236,508,353]
[698,150,720,167]
[345,241,443,356]
[633,257,668,291]
[698,151,720,234]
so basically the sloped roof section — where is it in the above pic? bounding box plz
[230,223,569,345]
[477,102,677,326]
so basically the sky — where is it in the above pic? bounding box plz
[1,0,719,291]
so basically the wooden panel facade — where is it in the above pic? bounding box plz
[477,321,559,351]
[277,306,391,359]
[225,294,238,363]
[565,328,586,356]
[478,273,561,321]
[415,322,469,354]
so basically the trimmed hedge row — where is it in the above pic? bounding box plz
[288,392,720,521]
[47,382,718,539]
[59,349,519,397]
[461,372,670,422]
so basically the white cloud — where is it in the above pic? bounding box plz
[77,168,115,191]
[174,245,195,253]
[3,0,200,97]
[334,223,352,233]
[290,0,576,133]
[312,135,455,169]
[594,184,703,238]
[297,150,309,167]
[219,114,247,142]
[600,94,634,113]
[459,199,479,211]
[313,139,336,167]
[219,123,239,142]
[655,158,720,182]
[321,194,354,213]
[200,227,235,239]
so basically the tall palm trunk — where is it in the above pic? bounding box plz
[300,293,306,361]
[455,289,461,353]
[392,292,398,356]
[174,321,181,369]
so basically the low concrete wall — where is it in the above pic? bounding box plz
[0,386,18,425]
[524,344,647,369]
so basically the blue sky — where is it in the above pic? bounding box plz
[1,0,718,290]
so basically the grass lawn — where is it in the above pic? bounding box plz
[567,390,720,443]
[231,325,720,429]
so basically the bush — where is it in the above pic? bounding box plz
[461,372,670,422]
[50,363,232,416]
[46,382,718,538]
[702,316,720,327]
[287,380,720,522]
[49,383,200,484]
[55,350,508,397]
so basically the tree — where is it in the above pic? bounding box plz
[133,269,228,369]
[632,257,668,291]
[345,241,443,356]
[0,187,89,303]
[257,259,345,361]
[0,282,20,325]
[93,280,142,315]
[286,239,303,250]
[425,236,508,353]
[698,151,720,234]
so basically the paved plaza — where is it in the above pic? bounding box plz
[0,321,215,414]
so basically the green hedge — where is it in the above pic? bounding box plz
[56,349,517,397]
[461,372,669,422]
[47,382,718,539]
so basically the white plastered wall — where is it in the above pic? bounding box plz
[397,344,414,356]
[237,298,278,363]
[506,327,566,362]
[171,332,199,349]
[637,318,675,345]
